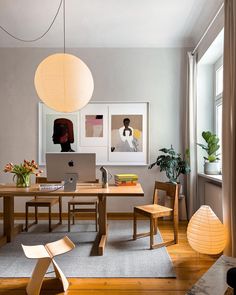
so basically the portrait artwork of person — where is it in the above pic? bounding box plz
[111,115,143,152]
[52,118,75,152]
[119,118,135,150]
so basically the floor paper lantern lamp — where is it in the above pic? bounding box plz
[187,205,226,255]
[34,0,94,113]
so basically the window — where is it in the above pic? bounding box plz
[214,62,223,167]
[216,66,223,96]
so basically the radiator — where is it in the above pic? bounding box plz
[204,182,223,221]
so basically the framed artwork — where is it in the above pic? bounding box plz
[80,103,108,147]
[108,103,148,164]
[38,103,79,165]
[39,102,149,165]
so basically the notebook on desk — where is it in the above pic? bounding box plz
[38,182,100,191]
[38,184,64,191]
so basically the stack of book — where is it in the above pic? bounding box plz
[114,174,138,186]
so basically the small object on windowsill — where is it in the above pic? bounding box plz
[197,131,221,175]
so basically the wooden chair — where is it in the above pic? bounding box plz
[68,179,99,232]
[133,181,179,249]
[25,177,62,232]
[22,236,75,295]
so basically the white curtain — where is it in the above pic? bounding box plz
[222,0,236,257]
[185,52,198,219]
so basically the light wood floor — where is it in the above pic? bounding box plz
[0,220,218,295]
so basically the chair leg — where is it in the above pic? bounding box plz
[59,196,62,224]
[72,205,75,225]
[35,206,38,224]
[154,218,158,235]
[68,203,71,232]
[173,213,178,244]
[95,202,98,232]
[150,218,154,249]
[49,206,52,232]
[25,204,29,232]
[133,211,137,240]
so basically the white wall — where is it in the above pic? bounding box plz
[0,47,188,212]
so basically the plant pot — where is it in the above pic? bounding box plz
[204,162,220,175]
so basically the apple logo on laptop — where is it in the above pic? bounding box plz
[68,160,74,167]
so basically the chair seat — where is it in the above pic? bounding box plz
[27,197,59,206]
[134,204,173,217]
[133,181,179,250]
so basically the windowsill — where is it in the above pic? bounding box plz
[198,172,222,184]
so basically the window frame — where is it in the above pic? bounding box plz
[214,57,223,168]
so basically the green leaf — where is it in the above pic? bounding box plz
[208,155,216,162]
[148,145,191,181]
[197,143,208,151]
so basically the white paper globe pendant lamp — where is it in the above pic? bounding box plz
[34,0,94,113]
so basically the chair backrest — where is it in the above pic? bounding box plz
[86,179,99,184]
[35,177,61,200]
[152,181,179,211]
[36,177,98,184]
[71,179,99,199]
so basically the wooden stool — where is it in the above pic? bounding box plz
[21,236,75,295]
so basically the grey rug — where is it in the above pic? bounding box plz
[0,220,176,278]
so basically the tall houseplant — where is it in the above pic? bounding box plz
[148,145,191,183]
[197,131,220,175]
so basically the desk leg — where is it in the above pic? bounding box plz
[3,196,14,242]
[3,196,22,243]
[98,194,107,256]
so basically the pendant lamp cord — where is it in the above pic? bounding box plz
[63,0,65,53]
[0,0,63,43]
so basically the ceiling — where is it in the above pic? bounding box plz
[0,0,224,48]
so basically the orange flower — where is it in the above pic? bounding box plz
[3,160,43,176]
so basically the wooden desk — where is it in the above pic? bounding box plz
[0,183,144,255]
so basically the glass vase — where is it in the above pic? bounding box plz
[15,174,31,188]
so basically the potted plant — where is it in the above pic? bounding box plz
[197,131,220,175]
[148,145,191,184]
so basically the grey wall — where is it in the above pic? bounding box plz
[0,47,188,212]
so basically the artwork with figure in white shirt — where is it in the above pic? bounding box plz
[111,115,143,152]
